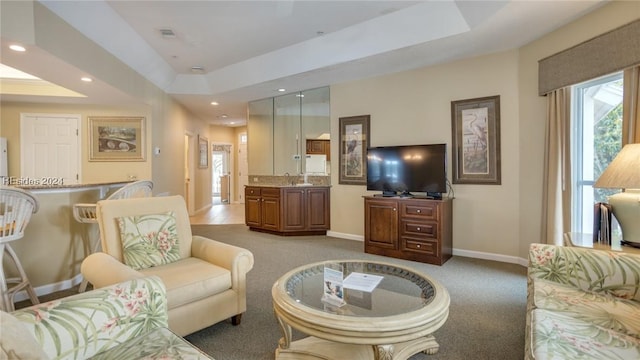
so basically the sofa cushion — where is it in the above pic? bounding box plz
[118,211,181,270]
[91,327,213,359]
[141,257,232,309]
[0,311,50,360]
[533,278,640,339]
[10,277,168,360]
[530,309,640,360]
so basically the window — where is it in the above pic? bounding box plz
[571,72,623,234]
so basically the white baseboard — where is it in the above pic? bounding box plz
[328,232,528,267]
[194,204,212,215]
[327,231,363,242]
[453,248,527,267]
[13,274,84,302]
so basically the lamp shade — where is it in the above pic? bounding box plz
[593,143,640,189]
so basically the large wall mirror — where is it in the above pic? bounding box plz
[248,86,330,176]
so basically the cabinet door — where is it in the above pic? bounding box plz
[306,140,325,154]
[245,196,262,227]
[261,196,281,231]
[283,188,306,231]
[365,199,398,249]
[245,187,262,227]
[307,187,330,230]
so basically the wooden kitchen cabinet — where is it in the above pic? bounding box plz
[245,186,330,235]
[306,139,330,161]
[245,186,280,232]
[364,196,453,265]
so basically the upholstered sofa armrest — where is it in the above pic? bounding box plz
[528,243,640,301]
[191,235,255,290]
[81,252,145,289]
[10,276,167,360]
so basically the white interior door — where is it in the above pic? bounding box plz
[238,132,248,203]
[20,113,80,184]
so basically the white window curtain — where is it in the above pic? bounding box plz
[542,87,571,245]
[623,65,640,144]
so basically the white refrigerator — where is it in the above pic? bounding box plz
[305,154,327,175]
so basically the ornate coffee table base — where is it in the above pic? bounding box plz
[275,335,440,360]
[272,260,450,360]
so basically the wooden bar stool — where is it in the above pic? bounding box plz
[0,187,40,312]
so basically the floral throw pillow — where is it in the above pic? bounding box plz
[117,211,180,270]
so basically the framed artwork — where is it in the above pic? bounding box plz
[451,95,501,184]
[198,135,209,168]
[339,115,370,185]
[88,116,145,161]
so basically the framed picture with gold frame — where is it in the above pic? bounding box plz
[88,116,145,161]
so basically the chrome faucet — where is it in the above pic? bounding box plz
[284,172,291,186]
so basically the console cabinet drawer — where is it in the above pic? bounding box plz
[401,202,438,220]
[401,221,437,239]
[402,238,438,255]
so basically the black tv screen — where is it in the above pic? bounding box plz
[366,144,447,196]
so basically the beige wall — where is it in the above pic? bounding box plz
[330,50,521,258]
[330,1,640,261]
[0,102,152,183]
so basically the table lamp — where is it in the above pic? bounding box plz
[593,143,640,247]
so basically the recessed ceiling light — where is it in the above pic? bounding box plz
[81,77,93,82]
[9,44,26,52]
[277,88,286,92]
[210,101,219,106]
[191,66,205,74]
[219,114,228,119]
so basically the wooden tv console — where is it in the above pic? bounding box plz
[364,196,453,265]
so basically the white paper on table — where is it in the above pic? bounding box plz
[342,272,384,292]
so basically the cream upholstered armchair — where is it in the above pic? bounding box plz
[81,195,254,336]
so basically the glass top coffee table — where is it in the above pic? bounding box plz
[271,260,450,360]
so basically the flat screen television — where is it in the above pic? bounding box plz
[366,143,447,197]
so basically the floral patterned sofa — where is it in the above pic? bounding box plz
[0,276,212,360]
[526,243,640,359]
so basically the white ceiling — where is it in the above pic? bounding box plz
[1,0,607,126]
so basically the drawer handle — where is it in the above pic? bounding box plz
[417,209,421,213]
[417,227,421,231]
[393,208,397,211]
[417,244,421,248]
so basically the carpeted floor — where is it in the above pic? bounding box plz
[185,224,527,360]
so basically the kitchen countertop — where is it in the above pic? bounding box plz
[7,179,132,190]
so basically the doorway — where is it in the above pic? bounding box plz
[211,143,232,205]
